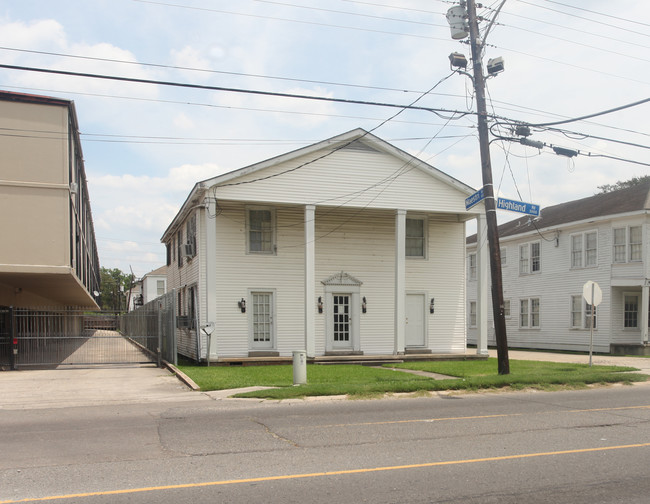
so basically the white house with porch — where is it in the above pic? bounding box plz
[161,129,486,362]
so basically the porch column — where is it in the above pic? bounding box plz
[304,205,316,357]
[395,209,406,354]
[641,283,649,344]
[204,200,218,361]
[476,214,489,355]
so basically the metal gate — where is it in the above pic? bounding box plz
[0,307,13,370]
[2,307,159,368]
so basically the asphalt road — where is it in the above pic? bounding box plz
[2,383,650,503]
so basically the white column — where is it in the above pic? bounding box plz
[304,205,316,357]
[641,283,649,344]
[476,214,489,355]
[204,200,218,361]
[395,209,406,354]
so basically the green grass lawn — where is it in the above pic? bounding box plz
[176,358,646,400]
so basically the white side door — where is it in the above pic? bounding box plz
[405,293,426,347]
[250,291,274,350]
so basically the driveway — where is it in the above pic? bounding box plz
[0,364,209,410]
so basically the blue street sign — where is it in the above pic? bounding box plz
[497,197,540,216]
[465,188,485,210]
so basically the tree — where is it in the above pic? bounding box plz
[597,175,650,194]
[99,267,135,312]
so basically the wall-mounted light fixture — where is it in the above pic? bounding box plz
[317,296,323,314]
[238,298,246,313]
[430,298,435,314]
[362,296,367,314]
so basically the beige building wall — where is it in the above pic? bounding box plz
[0,92,100,308]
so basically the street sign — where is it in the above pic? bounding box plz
[465,188,485,210]
[582,281,602,306]
[497,197,540,216]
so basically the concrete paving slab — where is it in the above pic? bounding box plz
[0,364,209,410]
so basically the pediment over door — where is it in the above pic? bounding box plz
[321,271,363,287]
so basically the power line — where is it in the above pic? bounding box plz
[250,0,443,28]
[215,72,459,189]
[133,0,450,41]
[524,98,650,127]
[515,0,650,39]
[541,0,650,28]
[0,63,471,118]
[0,46,433,96]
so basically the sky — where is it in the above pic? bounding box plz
[1,0,648,278]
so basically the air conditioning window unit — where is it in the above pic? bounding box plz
[181,242,195,258]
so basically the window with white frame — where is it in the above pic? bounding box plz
[469,301,477,327]
[585,232,597,266]
[585,302,596,329]
[185,213,197,258]
[629,226,642,261]
[571,231,598,269]
[157,280,165,296]
[247,207,276,254]
[613,226,642,263]
[571,295,596,329]
[624,294,639,328]
[613,227,626,263]
[406,217,426,258]
[500,246,507,267]
[519,242,541,274]
[520,298,540,328]
[468,253,477,281]
[503,299,511,318]
[571,295,582,328]
[177,230,183,267]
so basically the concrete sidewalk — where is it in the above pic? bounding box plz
[2,350,649,410]
[0,364,209,410]
[487,349,650,375]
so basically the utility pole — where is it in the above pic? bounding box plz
[459,0,510,374]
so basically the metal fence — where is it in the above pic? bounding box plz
[1,306,159,369]
[0,306,13,370]
[120,290,177,366]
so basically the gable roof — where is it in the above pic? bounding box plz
[144,265,168,278]
[162,129,478,241]
[198,128,474,193]
[467,180,650,244]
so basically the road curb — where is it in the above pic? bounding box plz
[163,361,201,391]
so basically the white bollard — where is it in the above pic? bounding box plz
[292,350,307,385]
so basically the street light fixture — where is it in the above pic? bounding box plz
[448,52,468,69]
